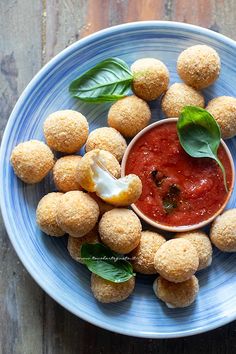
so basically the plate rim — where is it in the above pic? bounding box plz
[1,20,236,338]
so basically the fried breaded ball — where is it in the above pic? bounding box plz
[91,273,135,303]
[206,96,236,139]
[131,58,169,101]
[177,45,221,89]
[154,239,199,283]
[77,149,121,192]
[99,209,142,254]
[10,140,54,184]
[53,155,82,192]
[85,127,127,162]
[36,192,65,237]
[108,95,151,138]
[153,275,199,308]
[43,110,89,153]
[56,191,99,237]
[210,209,236,252]
[89,193,115,216]
[176,231,212,270]
[161,83,205,117]
[67,227,99,263]
[101,174,142,207]
[130,231,166,274]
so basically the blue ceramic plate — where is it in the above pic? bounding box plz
[1,21,236,338]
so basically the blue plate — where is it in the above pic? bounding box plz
[1,21,236,338]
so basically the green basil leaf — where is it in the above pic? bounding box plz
[177,106,228,191]
[81,243,134,283]
[69,58,133,103]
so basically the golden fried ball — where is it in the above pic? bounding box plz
[77,149,121,192]
[130,231,166,274]
[89,193,115,216]
[108,95,151,138]
[10,140,54,184]
[85,127,127,162]
[177,45,221,89]
[176,231,212,271]
[53,155,82,192]
[162,83,205,117]
[36,192,65,237]
[99,208,142,254]
[67,227,99,263]
[153,275,199,308]
[43,110,89,153]
[154,239,199,283]
[91,273,135,303]
[210,209,236,252]
[56,191,99,237]
[131,58,169,101]
[206,96,236,139]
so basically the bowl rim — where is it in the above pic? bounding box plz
[1,21,236,339]
[121,118,235,232]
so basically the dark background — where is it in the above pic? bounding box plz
[1,1,236,353]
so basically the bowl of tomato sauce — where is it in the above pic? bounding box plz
[121,118,235,232]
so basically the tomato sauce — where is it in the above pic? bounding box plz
[125,122,233,226]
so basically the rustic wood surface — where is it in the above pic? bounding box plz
[1,1,236,353]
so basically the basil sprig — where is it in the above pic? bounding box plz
[177,106,228,192]
[81,243,134,283]
[69,58,133,103]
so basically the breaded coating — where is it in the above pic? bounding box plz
[206,96,236,139]
[131,58,169,101]
[154,239,199,283]
[10,140,54,184]
[162,83,205,117]
[67,227,99,263]
[108,95,151,138]
[99,209,142,254]
[91,273,135,303]
[153,275,199,308]
[130,231,166,274]
[210,209,236,252]
[43,110,89,153]
[176,231,212,271]
[56,191,99,237]
[85,127,127,162]
[102,174,142,206]
[177,45,220,89]
[36,192,65,237]
[53,155,82,192]
[89,193,115,216]
[77,149,121,192]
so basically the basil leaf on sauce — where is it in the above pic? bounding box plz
[163,184,180,214]
[69,58,133,103]
[81,243,134,283]
[177,106,228,192]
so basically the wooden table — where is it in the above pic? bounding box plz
[1,1,236,353]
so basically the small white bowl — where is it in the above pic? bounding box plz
[121,118,235,232]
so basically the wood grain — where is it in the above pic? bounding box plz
[1,0,236,353]
[0,2,44,354]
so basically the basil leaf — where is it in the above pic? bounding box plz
[177,106,228,191]
[69,58,133,103]
[81,243,134,283]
